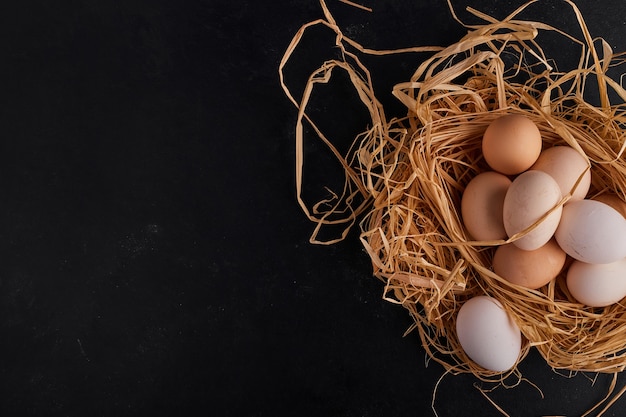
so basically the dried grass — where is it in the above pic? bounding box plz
[280,0,626,387]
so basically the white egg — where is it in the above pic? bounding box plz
[555,199,626,264]
[456,296,522,372]
[566,258,626,307]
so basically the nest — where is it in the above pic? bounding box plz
[280,0,626,381]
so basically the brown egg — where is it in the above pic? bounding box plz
[593,194,626,219]
[482,114,542,175]
[461,171,512,241]
[492,238,566,289]
[530,146,591,201]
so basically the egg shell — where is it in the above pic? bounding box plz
[461,171,511,241]
[530,146,591,201]
[555,199,626,264]
[493,238,566,289]
[482,114,542,175]
[456,296,522,372]
[503,170,563,251]
[566,258,626,307]
[593,194,626,219]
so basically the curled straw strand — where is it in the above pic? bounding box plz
[280,0,626,380]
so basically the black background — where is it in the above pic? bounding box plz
[2,0,626,416]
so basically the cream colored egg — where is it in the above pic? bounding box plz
[461,171,512,241]
[493,238,566,289]
[503,170,563,251]
[482,114,542,175]
[566,258,626,307]
[555,199,626,264]
[530,146,591,201]
[456,296,522,372]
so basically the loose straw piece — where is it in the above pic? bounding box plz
[280,0,626,384]
[337,0,372,13]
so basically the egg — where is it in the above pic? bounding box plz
[482,114,542,175]
[566,258,626,307]
[493,238,566,289]
[530,145,591,201]
[593,194,626,219]
[456,295,522,372]
[503,170,563,251]
[461,171,511,241]
[555,199,626,264]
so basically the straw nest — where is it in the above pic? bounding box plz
[280,0,626,380]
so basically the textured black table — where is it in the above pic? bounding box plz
[2,1,626,416]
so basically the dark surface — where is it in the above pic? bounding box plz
[1,0,626,416]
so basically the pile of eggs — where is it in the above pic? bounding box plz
[455,114,626,372]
